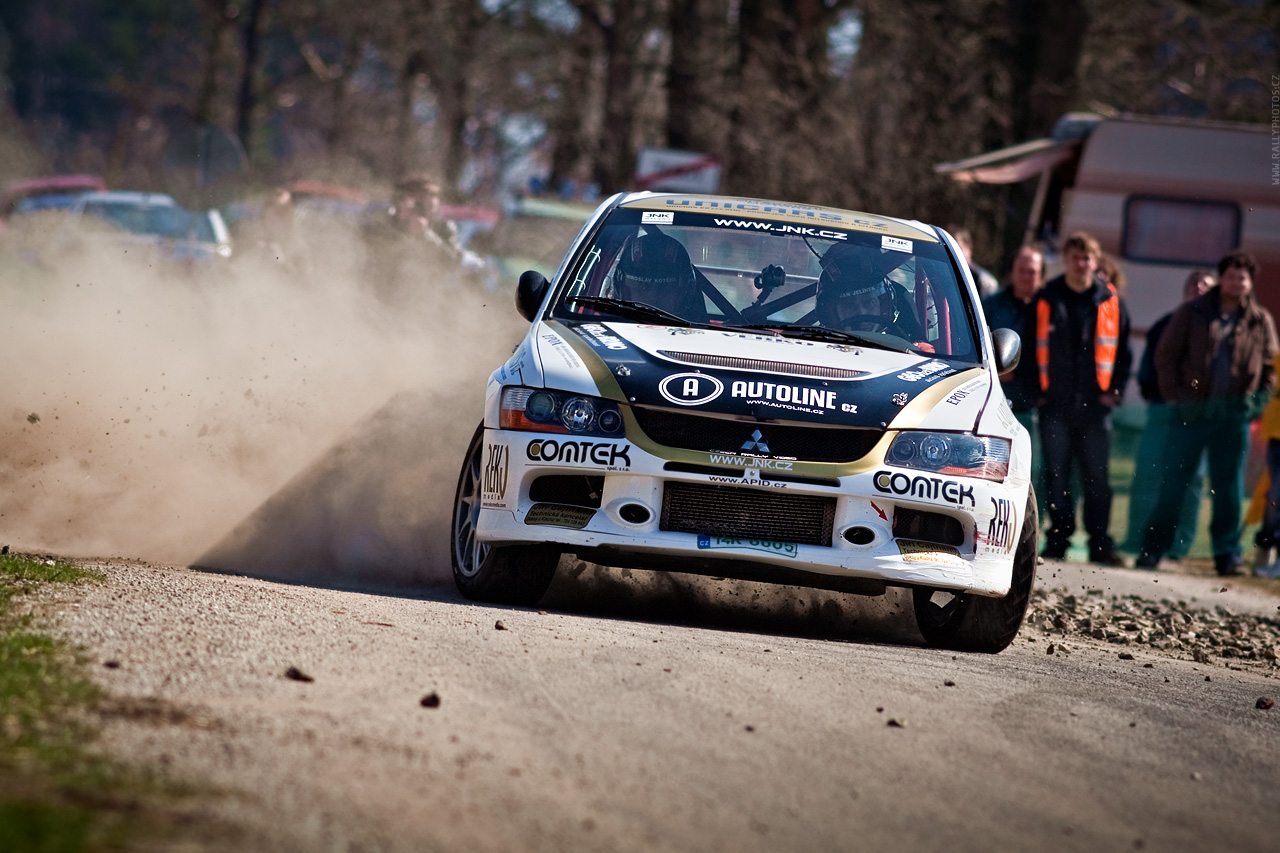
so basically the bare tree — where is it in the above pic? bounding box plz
[666,0,730,153]
[4,0,1275,229]
[841,0,1014,268]
[413,0,490,192]
[547,20,602,193]
[1006,0,1089,140]
[724,0,855,201]
[234,0,271,155]
[1077,0,1279,123]
[570,1,645,192]
[193,1,238,128]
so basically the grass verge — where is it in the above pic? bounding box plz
[0,552,215,851]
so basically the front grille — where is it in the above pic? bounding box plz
[661,482,836,546]
[633,407,882,463]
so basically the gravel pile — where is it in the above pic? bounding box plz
[1025,587,1280,667]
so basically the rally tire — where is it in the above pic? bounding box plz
[913,490,1038,653]
[451,424,560,605]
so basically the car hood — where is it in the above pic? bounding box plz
[507,319,989,430]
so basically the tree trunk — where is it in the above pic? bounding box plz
[327,36,364,157]
[194,1,234,128]
[667,0,729,154]
[1007,0,1089,140]
[548,23,598,193]
[439,1,483,195]
[393,51,426,180]
[724,0,768,193]
[598,3,640,193]
[236,0,269,158]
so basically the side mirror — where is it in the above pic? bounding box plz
[515,270,549,322]
[991,328,1022,375]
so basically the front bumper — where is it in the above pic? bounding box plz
[476,427,1025,597]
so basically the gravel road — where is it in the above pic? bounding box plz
[29,554,1280,853]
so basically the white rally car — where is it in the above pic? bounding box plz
[452,192,1035,652]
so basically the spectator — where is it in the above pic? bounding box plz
[982,245,1045,513]
[387,174,466,263]
[363,173,471,305]
[1099,253,1128,295]
[247,186,298,267]
[1122,270,1214,558]
[1247,349,1280,577]
[1034,232,1132,564]
[1137,252,1278,575]
[949,226,999,298]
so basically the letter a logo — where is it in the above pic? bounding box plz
[659,372,724,406]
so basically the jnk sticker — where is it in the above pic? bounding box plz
[882,235,912,253]
[642,211,674,224]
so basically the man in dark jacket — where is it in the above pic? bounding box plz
[983,246,1044,515]
[983,246,1043,412]
[1035,233,1132,564]
[1137,252,1278,575]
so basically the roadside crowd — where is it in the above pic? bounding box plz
[243,174,482,290]
[975,231,1280,578]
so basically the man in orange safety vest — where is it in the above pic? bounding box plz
[1034,232,1132,565]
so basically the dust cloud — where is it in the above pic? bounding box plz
[0,219,526,586]
[1,201,921,638]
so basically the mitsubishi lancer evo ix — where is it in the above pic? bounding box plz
[451,192,1036,652]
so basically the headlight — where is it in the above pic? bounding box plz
[886,431,1010,482]
[499,386,625,437]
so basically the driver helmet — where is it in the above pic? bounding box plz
[815,242,891,328]
[613,232,701,318]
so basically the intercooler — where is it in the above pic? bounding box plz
[660,481,836,546]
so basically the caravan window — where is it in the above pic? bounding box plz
[1122,197,1240,266]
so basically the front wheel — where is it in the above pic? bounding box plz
[451,424,560,605]
[913,490,1038,653]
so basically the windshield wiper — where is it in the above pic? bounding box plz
[727,323,903,351]
[566,296,692,326]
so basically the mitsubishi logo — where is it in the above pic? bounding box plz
[741,429,771,453]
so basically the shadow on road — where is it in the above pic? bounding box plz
[192,389,468,592]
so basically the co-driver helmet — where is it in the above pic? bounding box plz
[815,242,890,327]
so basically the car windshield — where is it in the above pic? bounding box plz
[13,194,84,215]
[551,206,981,359]
[82,200,212,241]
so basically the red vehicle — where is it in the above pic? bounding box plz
[285,179,371,217]
[1,174,107,222]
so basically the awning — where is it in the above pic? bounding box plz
[934,138,1079,185]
